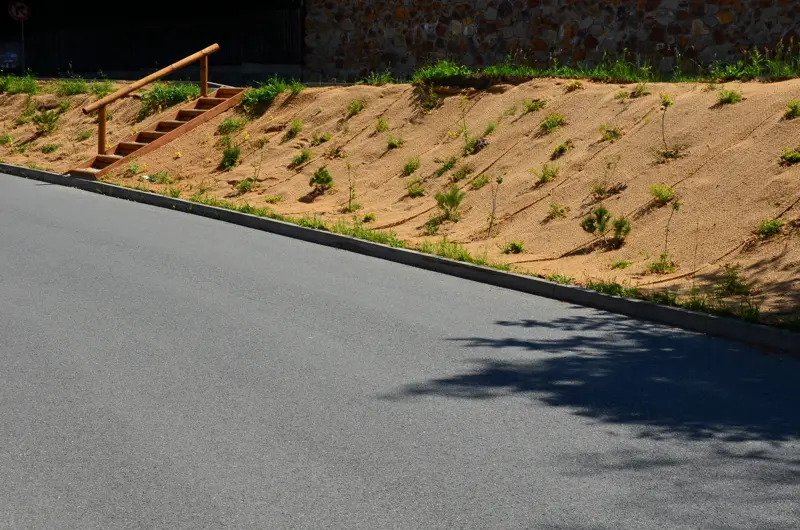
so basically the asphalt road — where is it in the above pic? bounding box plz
[0,174,798,530]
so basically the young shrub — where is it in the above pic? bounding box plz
[407,179,425,198]
[452,164,473,182]
[76,130,92,142]
[785,100,800,120]
[756,218,783,239]
[717,89,743,106]
[585,279,640,298]
[435,156,458,177]
[387,135,404,149]
[564,80,583,93]
[502,241,524,254]
[41,144,58,154]
[469,174,490,190]
[599,124,622,142]
[581,206,611,237]
[284,119,302,141]
[531,164,559,185]
[360,70,393,86]
[89,79,114,98]
[137,82,199,120]
[540,113,566,134]
[309,166,334,194]
[32,110,60,135]
[324,145,347,159]
[483,121,497,137]
[0,134,13,146]
[290,149,313,168]
[152,171,172,184]
[217,117,246,135]
[346,100,364,118]
[610,218,631,248]
[311,131,332,146]
[167,186,181,198]
[611,260,632,270]
[219,144,241,170]
[434,185,466,221]
[630,83,651,98]
[375,118,389,133]
[645,253,676,274]
[546,273,575,285]
[52,76,88,96]
[362,213,376,223]
[235,177,258,195]
[522,99,546,114]
[658,93,680,161]
[264,196,282,204]
[551,141,572,159]
[780,148,800,165]
[123,161,142,177]
[546,202,568,221]
[614,90,629,100]
[341,163,360,213]
[649,184,675,206]
[403,157,420,176]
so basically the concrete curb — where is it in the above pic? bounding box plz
[3,163,798,354]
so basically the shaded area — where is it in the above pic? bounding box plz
[390,313,800,442]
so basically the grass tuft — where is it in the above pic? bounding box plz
[599,124,622,142]
[217,117,246,135]
[502,241,524,254]
[717,89,743,106]
[346,100,364,118]
[779,148,800,165]
[785,100,800,120]
[290,149,313,168]
[522,99,546,114]
[137,82,199,121]
[403,157,420,176]
[531,164,559,185]
[756,218,783,239]
[540,113,566,134]
[407,180,425,198]
[469,174,490,190]
[649,184,675,206]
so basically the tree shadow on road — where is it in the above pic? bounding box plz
[387,312,800,443]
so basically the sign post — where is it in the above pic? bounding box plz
[7,1,31,72]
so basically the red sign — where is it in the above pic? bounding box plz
[8,1,30,22]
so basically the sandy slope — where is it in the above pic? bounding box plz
[2,80,799,317]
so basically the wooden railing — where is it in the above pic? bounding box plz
[81,43,220,155]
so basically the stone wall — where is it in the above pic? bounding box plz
[303,0,800,81]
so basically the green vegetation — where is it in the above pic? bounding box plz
[658,93,680,161]
[76,130,92,142]
[581,207,631,248]
[452,164,473,182]
[502,241,524,254]
[407,180,425,198]
[51,76,88,96]
[375,118,389,133]
[290,149,312,168]
[540,113,566,134]
[412,59,472,83]
[403,157,420,176]
[546,202,568,221]
[434,185,466,221]
[0,134,13,146]
[310,166,334,194]
[284,119,302,142]
[89,79,114,98]
[551,141,572,159]
[360,70,393,86]
[631,83,651,98]
[645,253,676,274]
[614,90,629,100]
[531,164,559,185]
[0,74,37,94]
[611,260,632,270]
[362,213,376,223]
[435,156,458,177]
[235,177,258,195]
[41,143,58,154]
[217,117,246,135]
[241,76,303,114]
[469,174,490,190]
[780,148,800,165]
[564,80,583,93]
[785,100,800,120]
[137,82,199,121]
[650,184,675,206]
[585,279,641,298]
[342,163,360,213]
[756,217,783,239]
[346,100,364,118]
[311,131,332,146]
[152,171,172,184]
[123,161,142,177]
[545,273,575,285]
[599,124,622,142]
[416,238,510,270]
[325,145,347,159]
[716,88,743,106]
[387,135,404,149]
[32,109,61,135]
[264,196,282,204]
[483,121,496,137]
[167,186,181,198]
[219,144,241,170]
[522,99,546,114]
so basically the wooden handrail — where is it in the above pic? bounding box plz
[82,43,220,114]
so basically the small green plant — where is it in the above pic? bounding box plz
[463,135,481,156]
[631,83,651,98]
[325,145,347,159]
[614,90,629,100]
[531,164,559,185]
[13,143,28,154]
[407,180,425,198]
[649,184,675,206]
[51,76,88,96]
[58,100,70,114]
[469,174,490,190]
[240,77,298,114]
[311,131,332,146]
[503,104,518,117]
[646,253,676,274]
[362,213,376,223]
[309,166,334,194]
[435,156,458,177]
[564,80,583,93]
[76,130,92,142]
[167,186,181,198]
[284,119,302,142]
[264,196,282,204]
[152,171,172,184]
[717,89,743,106]
[89,79,114,98]
[347,100,364,118]
[217,117,246,135]
[545,273,575,285]
[599,124,622,142]
[0,134,13,146]
[15,96,37,125]
[403,157,420,176]
[551,141,572,159]
[0,74,37,95]
[290,149,312,168]
[785,100,800,120]
[420,87,442,111]
[375,118,389,133]
[585,279,640,298]
[342,163,360,213]
[540,113,566,134]
[32,110,60,135]
[546,202,568,221]
[581,206,611,237]
[610,218,631,248]
[611,260,632,270]
[452,164,473,182]
[219,144,241,170]
[658,93,680,161]
[483,121,496,136]
[502,241,524,254]
[235,177,258,195]
[360,70,393,86]
[522,99,546,114]
[123,162,142,177]
[756,217,783,239]
[714,265,751,297]
[137,82,199,120]
[780,148,800,165]
[387,135,404,149]
[435,185,466,221]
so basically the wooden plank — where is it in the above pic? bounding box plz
[97,105,107,155]
[200,56,209,98]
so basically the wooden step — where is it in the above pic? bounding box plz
[94,154,124,168]
[136,130,167,143]
[68,167,101,180]
[116,141,147,155]
[177,108,206,121]
[196,97,226,110]
[216,87,244,98]
[156,120,184,132]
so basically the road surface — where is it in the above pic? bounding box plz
[1,175,798,529]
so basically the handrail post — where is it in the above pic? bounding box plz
[97,105,107,155]
[200,56,209,97]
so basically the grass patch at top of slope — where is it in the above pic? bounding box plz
[137,82,200,121]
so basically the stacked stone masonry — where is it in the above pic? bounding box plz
[303,0,800,81]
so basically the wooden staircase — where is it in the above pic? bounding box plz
[67,86,244,180]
